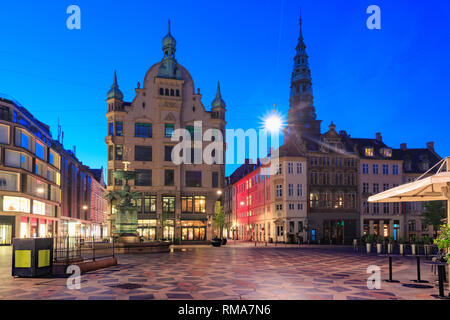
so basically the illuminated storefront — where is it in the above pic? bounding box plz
[137,219,157,240]
[181,220,206,241]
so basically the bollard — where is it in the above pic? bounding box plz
[412,256,429,283]
[437,264,448,298]
[255,241,257,247]
[265,241,267,247]
[385,256,399,283]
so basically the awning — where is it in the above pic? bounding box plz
[368,157,450,223]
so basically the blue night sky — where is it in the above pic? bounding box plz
[0,0,449,176]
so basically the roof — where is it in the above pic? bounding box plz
[227,160,261,185]
[350,138,390,160]
[392,147,442,174]
[89,169,103,183]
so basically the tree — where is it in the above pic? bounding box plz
[214,202,225,239]
[421,201,447,237]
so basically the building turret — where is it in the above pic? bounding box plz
[106,70,124,112]
[157,20,182,79]
[211,81,226,120]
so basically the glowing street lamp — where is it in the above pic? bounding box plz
[82,205,88,211]
[216,190,222,196]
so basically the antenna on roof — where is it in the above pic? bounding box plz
[61,131,64,146]
[57,118,61,142]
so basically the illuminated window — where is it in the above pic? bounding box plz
[365,147,374,157]
[3,196,30,213]
[383,149,392,157]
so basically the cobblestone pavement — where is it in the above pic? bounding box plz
[0,245,444,300]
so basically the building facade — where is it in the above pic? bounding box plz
[354,135,404,239]
[105,23,226,243]
[0,94,61,245]
[89,168,108,237]
[393,142,442,240]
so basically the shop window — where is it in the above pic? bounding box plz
[162,196,175,213]
[143,195,156,213]
[3,196,30,213]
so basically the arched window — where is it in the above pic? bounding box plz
[160,88,164,95]
[170,89,174,96]
[142,102,146,109]
[165,88,169,96]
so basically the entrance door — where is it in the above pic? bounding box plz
[0,224,12,245]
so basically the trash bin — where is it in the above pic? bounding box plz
[12,238,53,277]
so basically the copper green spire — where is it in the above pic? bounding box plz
[107,70,124,100]
[211,81,226,109]
[158,20,182,79]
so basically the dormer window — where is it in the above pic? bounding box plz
[382,148,392,158]
[364,147,374,157]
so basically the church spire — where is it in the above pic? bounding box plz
[286,13,321,150]
[211,81,226,109]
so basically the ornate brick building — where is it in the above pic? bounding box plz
[105,22,226,243]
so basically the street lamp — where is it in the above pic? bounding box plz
[216,190,222,196]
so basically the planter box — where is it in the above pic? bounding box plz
[366,243,372,253]
[399,244,405,255]
[424,245,431,256]
[387,244,393,254]
[411,244,417,256]
[377,243,382,254]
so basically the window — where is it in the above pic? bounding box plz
[365,147,374,157]
[297,184,303,197]
[35,141,45,160]
[296,162,302,174]
[162,196,175,213]
[363,202,369,214]
[383,183,389,191]
[49,150,60,169]
[297,203,303,210]
[363,183,369,193]
[164,169,174,186]
[289,204,294,210]
[165,123,174,138]
[115,145,123,161]
[5,150,31,171]
[3,196,30,213]
[408,220,416,231]
[164,146,173,162]
[0,171,19,191]
[181,220,206,241]
[108,145,114,161]
[382,164,389,175]
[107,169,113,186]
[0,124,9,144]
[276,163,282,175]
[373,183,379,193]
[186,171,202,187]
[383,149,392,157]
[108,122,114,136]
[135,146,152,161]
[115,121,123,136]
[194,196,206,213]
[288,163,293,174]
[135,123,152,138]
[160,88,164,95]
[383,203,390,214]
[362,163,369,174]
[276,185,282,197]
[0,105,9,121]
[288,184,294,197]
[372,164,379,174]
[212,172,219,188]
[135,170,152,186]
[373,203,379,214]
[393,165,399,175]
[143,195,156,213]
[182,196,193,213]
[15,128,31,150]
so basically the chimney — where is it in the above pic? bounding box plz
[376,132,382,142]
[400,143,407,151]
[427,141,434,151]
